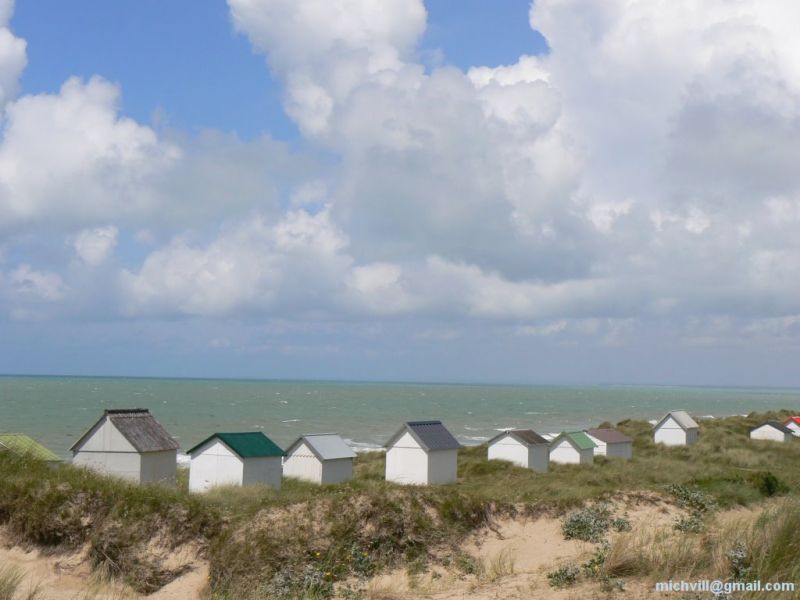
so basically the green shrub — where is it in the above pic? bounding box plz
[547,564,580,588]
[666,484,718,513]
[561,504,613,542]
[750,471,789,498]
[673,512,705,533]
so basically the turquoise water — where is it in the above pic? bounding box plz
[1,376,798,458]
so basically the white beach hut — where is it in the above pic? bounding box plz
[549,431,596,465]
[283,433,357,484]
[487,429,549,472]
[653,410,699,446]
[70,409,178,484]
[187,432,284,493]
[750,421,794,443]
[782,417,800,437]
[385,421,461,485]
[585,428,633,459]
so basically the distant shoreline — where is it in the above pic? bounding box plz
[2,371,799,392]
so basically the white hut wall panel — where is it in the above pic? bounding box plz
[488,438,529,468]
[426,449,458,484]
[589,439,608,456]
[73,451,142,482]
[529,446,549,472]
[242,456,282,489]
[320,458,353,485]
[189,440,244,493]
[140,450,177,484]
[283,442,324,483]
[750,426,790,442]
[655,416,689,446]
[386,431,430,485]
[786,422,800,436]
[549,440,580,464]
[79,420,136,453]
[606,443,633,460]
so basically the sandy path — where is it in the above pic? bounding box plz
[0,531,207,600]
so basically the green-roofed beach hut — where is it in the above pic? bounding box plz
[0,433,62,464]
[186,432,284,493]
[549,431,596,465]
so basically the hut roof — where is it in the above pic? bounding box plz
[753,421,794,435]
[0,433,61,462]
[654,410,699,431]
[585,428,633,444]
[783,416,800,426]
[286,433,356,461]
[551,431,596,451]
[488,429,549,446]
[385,421,461,452]
[70,409,179,453]
[187,432,284,458]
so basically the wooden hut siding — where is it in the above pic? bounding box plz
[188,439,244,492]
[587,438,633,459]
[585,429,633,460]
[654,413,698,446]
[487,432,549,472]
[70,409,178,484]
[549,438,593,465]
[283,440,323,482]
[187,433,283,492]
[141,450,181,484]
[283,434,356,485]
[384,421,460,485]
[72,450,142,482]
[750,423,793,443]
[426,448,459,484]
[242,456,283,487]
[783,418,800,437]
[385,431,430,485]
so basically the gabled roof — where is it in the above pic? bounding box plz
[187,432,284,458]
[488,429,549,446]
[586,428,633,444]
[70,409,179,453]
[287,433,356,461]
[550,431,596,451]
[753,421,794,435]
[783,416,800,427]
[385,421,461,452]
[0,433,62,462]
[654,410,699,431]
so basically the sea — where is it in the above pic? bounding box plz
[1,375,798,459]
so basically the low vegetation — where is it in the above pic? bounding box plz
[1,409,799,598]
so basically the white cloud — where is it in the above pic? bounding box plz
[0,77,180,229]
[73,225,118,266]
[0,0,26,109]
[9,264,65,301]
[1,0,799,364]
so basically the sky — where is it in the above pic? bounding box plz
[0,0,799,386]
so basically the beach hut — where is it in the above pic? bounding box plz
[782,417,800,437]
[70,409,178,484]
[653,410,699,446]
[549,431,596,465]
[585,428,633,459]
[283,433,357,485]
[750,421,794,443]
[487,429,549,472]
[0,433,62,465]
[187,432,284,493]
[384,421,461,485]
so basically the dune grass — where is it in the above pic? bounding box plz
[1,409,799,598]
